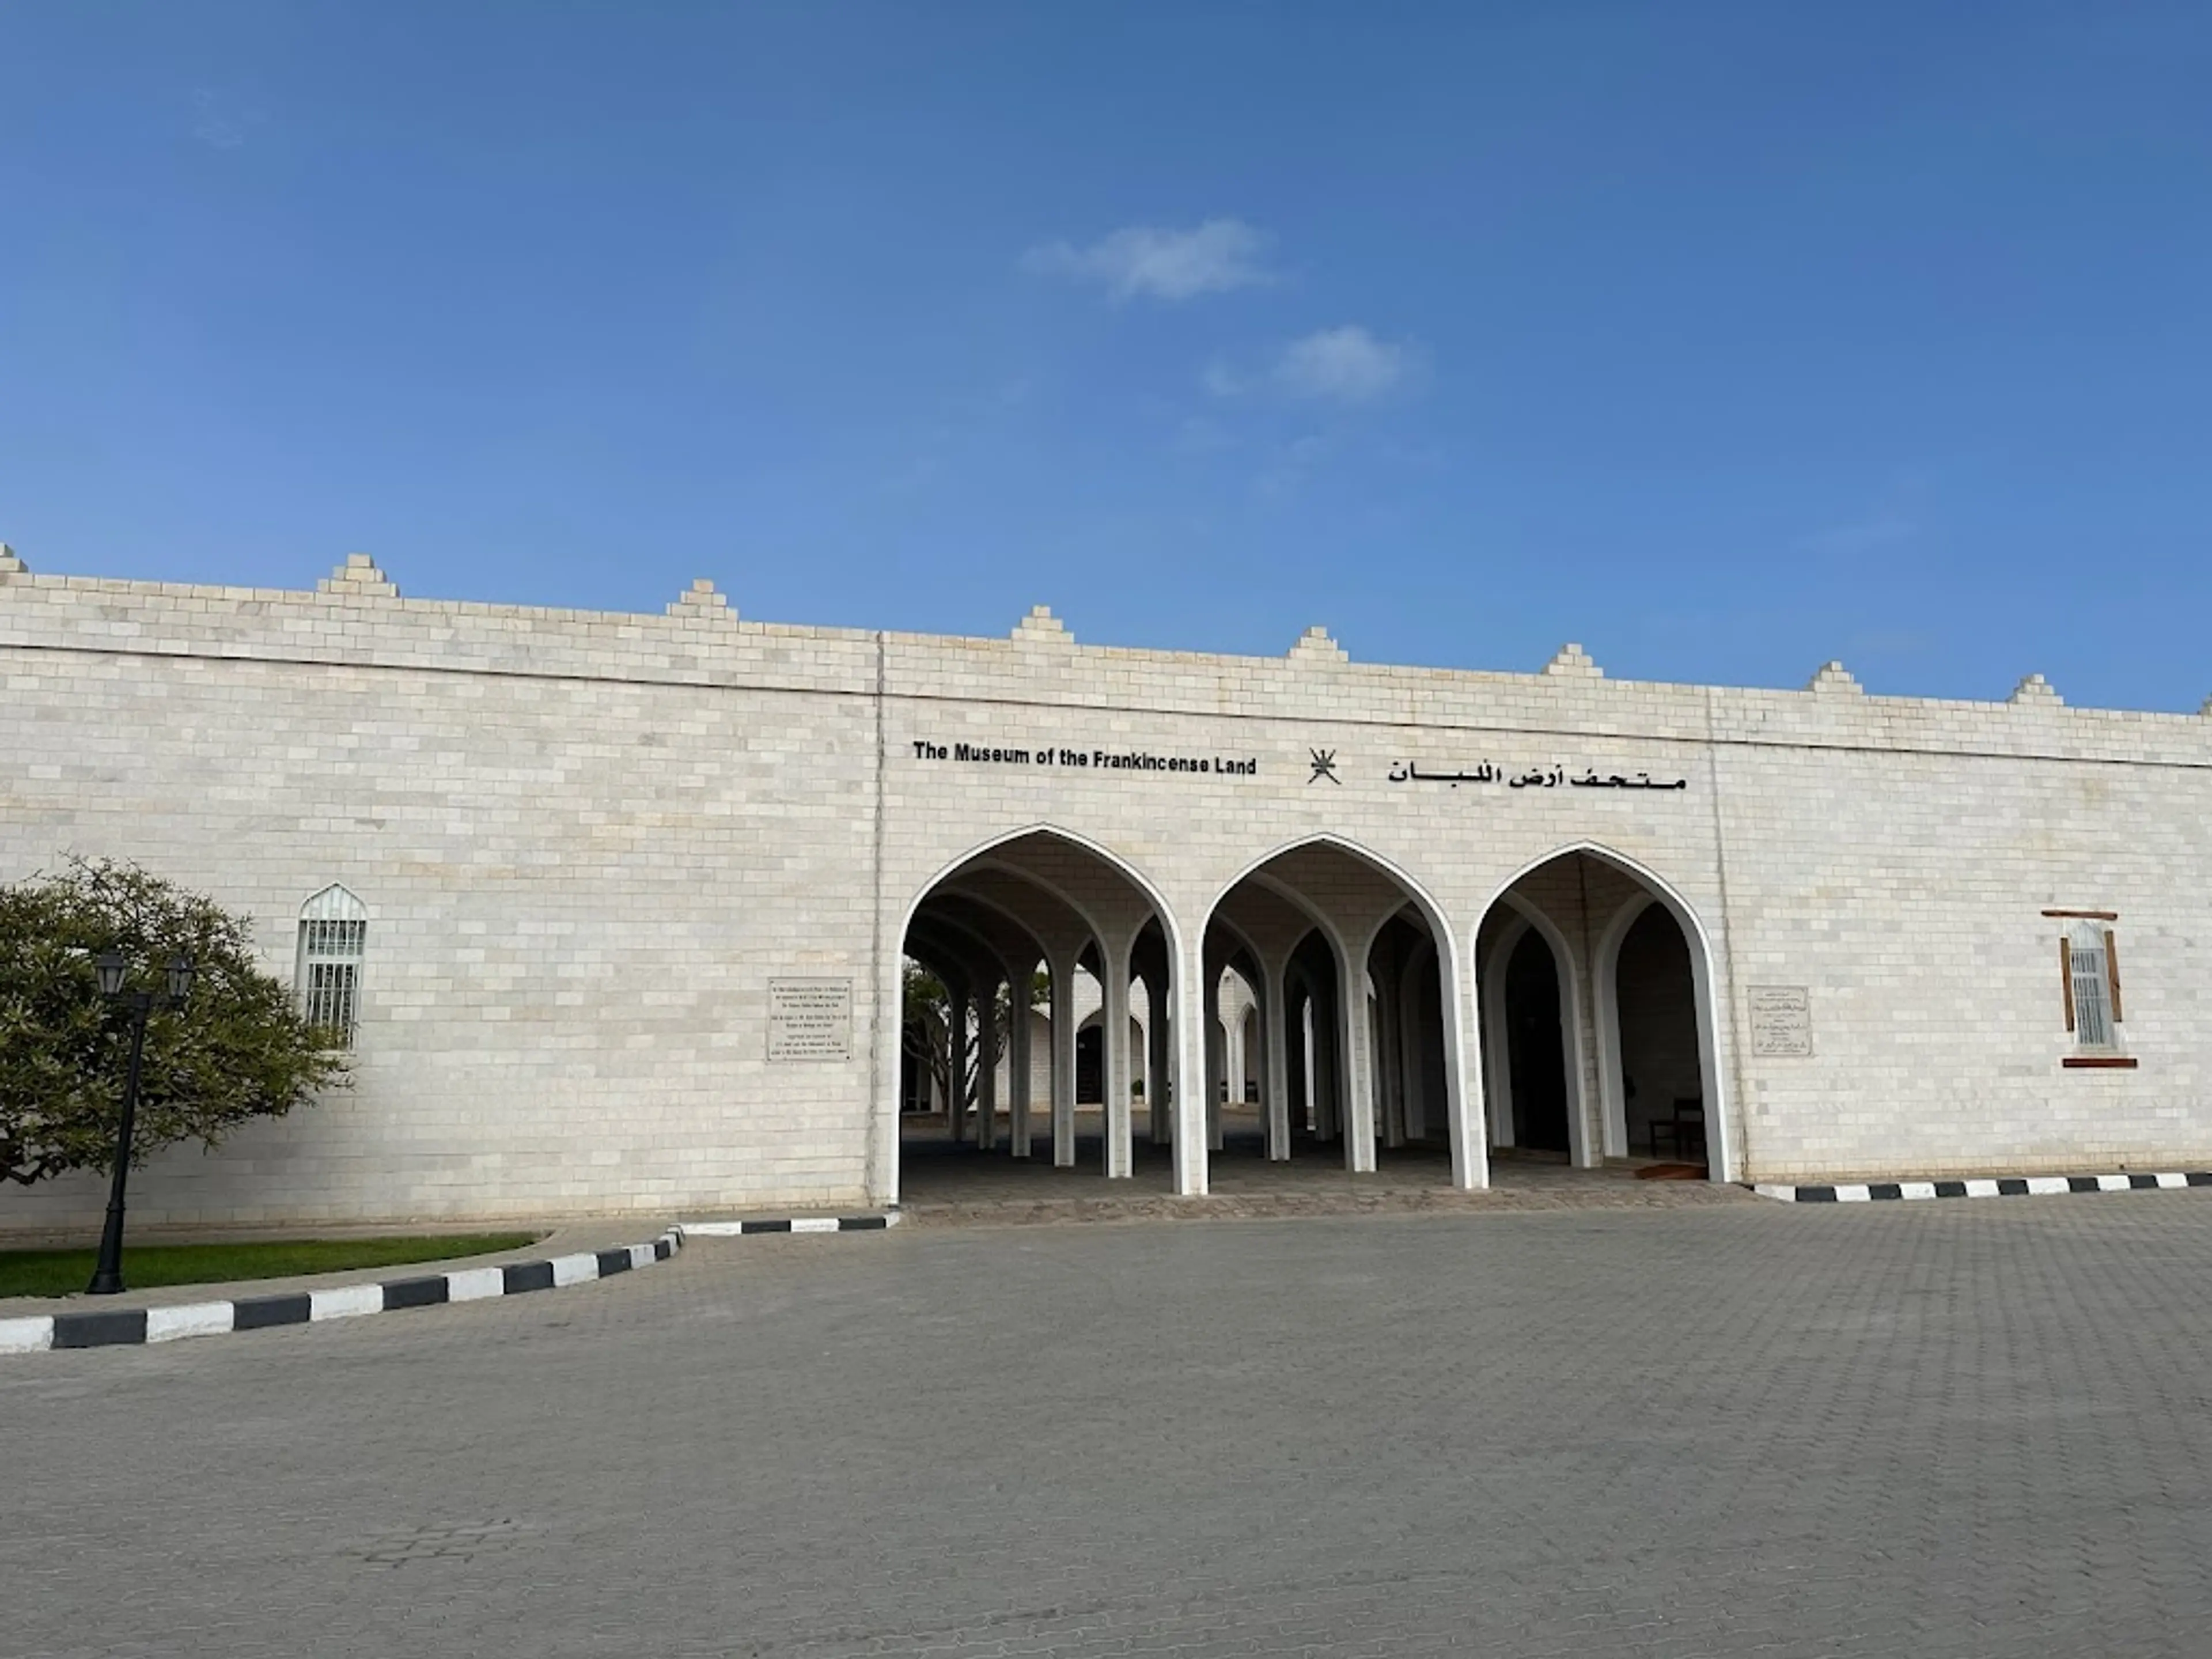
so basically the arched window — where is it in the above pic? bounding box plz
[297,885,368,1046]
[2063,919,2121,1051]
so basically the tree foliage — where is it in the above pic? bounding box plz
[0,858,350,1185]
[901,962,1047,1111]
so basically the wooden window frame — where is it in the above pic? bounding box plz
[2052,912,2129,1068]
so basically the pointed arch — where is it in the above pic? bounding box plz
[1478,911,1527,1150]
[300,882,366,922]
[1205,832,1460,962]
[902,821,1185,961]
[1473,842,1734,1183]
[1205,911,1269,982]
[1202,832,1480,1190]
[1478,895,1589,1165]
[1591,892,1658,1160]
[884,824,1189,1204]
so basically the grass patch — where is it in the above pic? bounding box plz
[0,1234,543,1300]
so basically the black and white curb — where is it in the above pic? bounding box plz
[1755,1172,2212,1204]
[0,1228,683,1355]
[679,1213,897,1236]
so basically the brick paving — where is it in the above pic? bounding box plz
[898,1123,1745,1226]
[9,1193,2212,1656]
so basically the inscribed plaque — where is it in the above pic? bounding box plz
[1748,986,1813,1057]
[768,979,853,1062]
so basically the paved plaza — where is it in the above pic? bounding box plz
[10,1194,2212,1657]
[896,1127,1749,1226]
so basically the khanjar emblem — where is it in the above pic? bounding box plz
[1308,748,1342,785]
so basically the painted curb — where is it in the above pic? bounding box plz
[678,1213,897,1236]
[1752,1172,2212,1204]
[0,1227,684,1357]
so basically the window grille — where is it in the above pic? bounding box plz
[297,885,368,1046]
[2063,921,2119,1051]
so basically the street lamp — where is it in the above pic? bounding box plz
[85,950,196,1296]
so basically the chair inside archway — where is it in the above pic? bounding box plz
[1476,851,1711,1179]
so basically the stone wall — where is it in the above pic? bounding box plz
[3,554,2209,1224]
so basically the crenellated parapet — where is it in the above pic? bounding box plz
[317,554,399,599]
[1,547,2207,767]
[1287,625,1347,665]
[668,578,738,623]
[1012,605,1072,646]
[1543,642,1602,679]
[1805,661,1863,698]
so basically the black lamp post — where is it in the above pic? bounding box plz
[85,949,196,1296]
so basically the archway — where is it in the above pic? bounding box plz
[1279,927,1343,1151]
[1604,900,1709,1166]
[1474,846,1730,1181]
[1198,836,1476,1189]
[888,827,1187,1203]
[1205,949,1266,1156]
[1367,914,1452,1157]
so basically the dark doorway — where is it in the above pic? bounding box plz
[1285,930,1342,1144]
[1075,1025,1103,1104]
[1615,904,1705,1162]
[1366,914,1449,1158]
[1505,929,1570,1153]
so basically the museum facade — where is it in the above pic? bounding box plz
[3,542,2210,1229]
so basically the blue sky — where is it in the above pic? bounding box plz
[5,3,2209,710]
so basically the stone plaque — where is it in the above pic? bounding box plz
[767,978,853,1062]
[1749,986,1813,1057]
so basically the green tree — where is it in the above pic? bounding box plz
[901,961,1048,1112]
[0,858,349,1186]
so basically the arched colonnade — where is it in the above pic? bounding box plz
[888,827,1732,1202]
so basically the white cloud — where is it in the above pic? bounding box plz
[1204,325,1418,404]
[1021,218,1274,302]
[191,87,263,150]
[1199,359,1245,399]
[1270,325,1411,403]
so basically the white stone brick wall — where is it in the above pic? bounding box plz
[3,560,2209,1225]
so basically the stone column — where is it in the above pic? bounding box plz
[1264,964,1292,1161]
[1482,938,1518,1151]
[975,974,999,1153]
[1145,970,1172,1146]
[1447,946,1488,1192]
[1203,969,1225,1153]
[948,978,970,1143]
[1570,939,1603,1171]
[1102,944,1135,1180]
[1315,988,1340,1143]
[1007,964,1033,1159]
[1173,931,1210,1196]
[1049,953,1077,1168]
[1221,1013,1238,1119]
[1377,953,1407,1151]
[1303,993,1321,1139]
[1399,950,1428,1142]
[1340,960,1378,1174]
